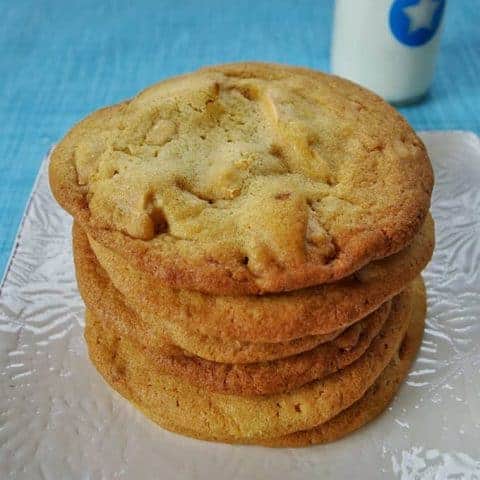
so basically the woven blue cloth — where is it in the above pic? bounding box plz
[1,0,479,276]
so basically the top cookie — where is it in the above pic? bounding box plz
[49,62,433,294]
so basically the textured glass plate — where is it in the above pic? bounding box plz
[1,132,479,480]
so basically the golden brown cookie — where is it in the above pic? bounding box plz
[85,302,389,396]
[51,62,433,295]
[84,279,419,442]
[73,223,350,364]
[262,277,425,446]
[75,220,392,395]
[85,214,433,342]
[148,318,346,364]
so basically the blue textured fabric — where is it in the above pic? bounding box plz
[1,0,479,276]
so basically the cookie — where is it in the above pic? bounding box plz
[83,279,418,441]
[75,220,393,395]
[85,302,389,395]
[51,62,433,295]
[73,223,349,364]
[86,214,433,342]
[262,277,425,446]
[146,318,346,364]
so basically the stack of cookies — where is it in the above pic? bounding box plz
[49,63,434,446]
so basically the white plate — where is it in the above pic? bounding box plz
[1,132,479,480]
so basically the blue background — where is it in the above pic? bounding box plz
[1,0,479,277]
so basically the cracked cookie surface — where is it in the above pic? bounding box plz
[51,62,433,294]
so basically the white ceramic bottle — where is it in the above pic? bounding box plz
[331,0,446,104]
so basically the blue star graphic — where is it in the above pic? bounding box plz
[389,0,446,47]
